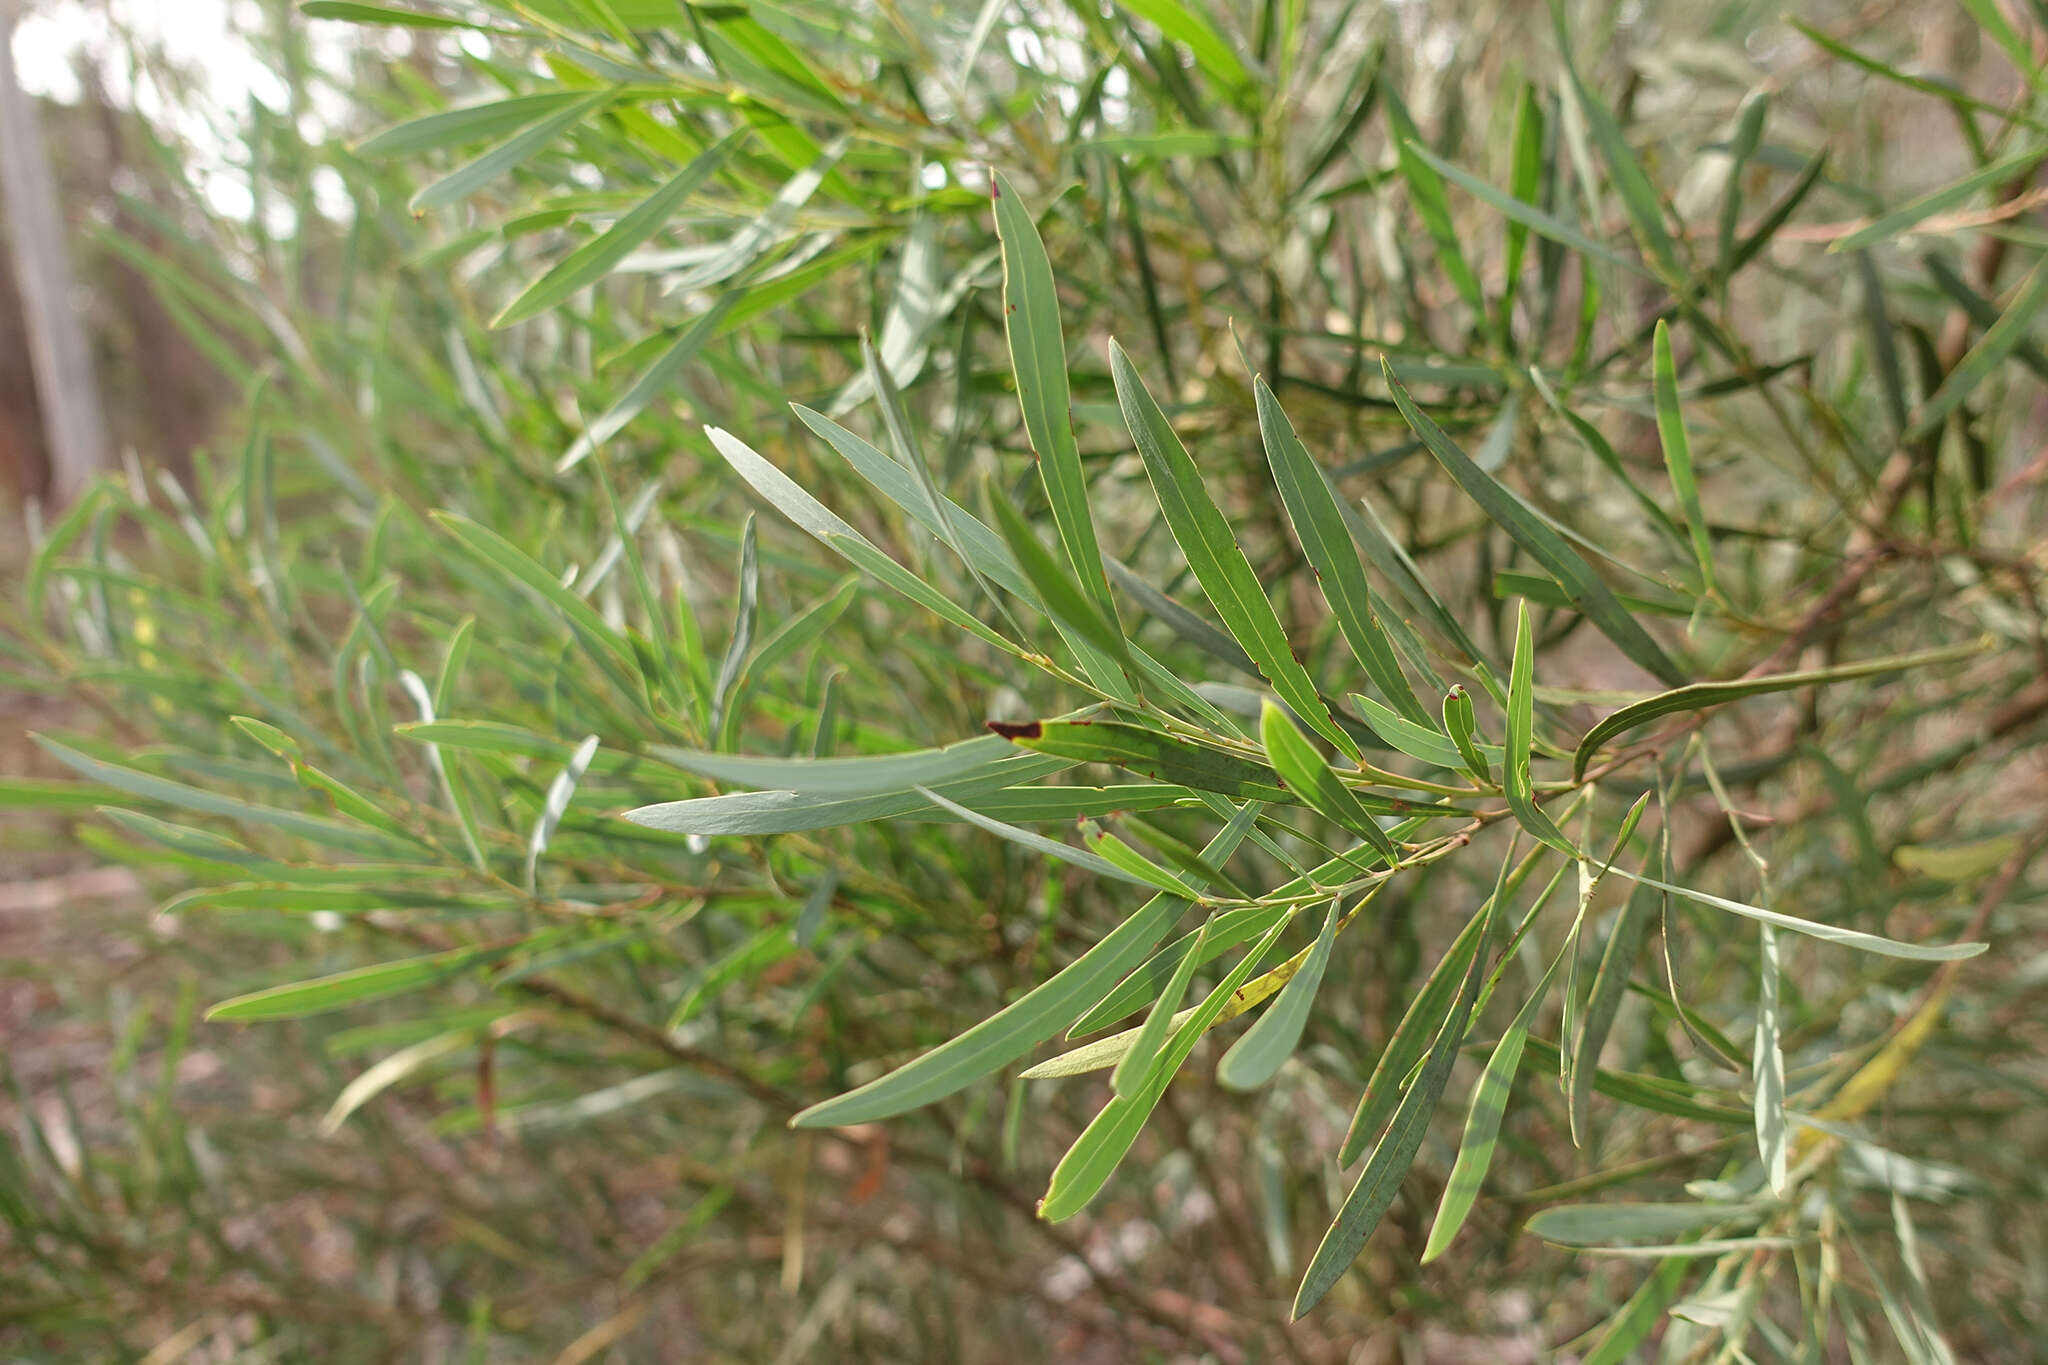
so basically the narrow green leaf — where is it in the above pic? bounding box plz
[987,485,1136,676]
[716,576,857,751]
[396,719,621,769]
[1582,1258,1693,1365]
[1040,915,1291,1222]
[793,405,1029,600]
[1789,20,2026,125]
[1518,1036,1747,1125]
[1569,857,1660,1144]
[1116,814,1253,896]
[432,512,634,673]
[1423,939,1568,1262]
[1527,368,1691,561]
[410,89,612,212]
[24,481,110,631]
[1443,686,1494,787]
[1340,490,1482,694]
[1351,694,1473,772]
[1385,92,1485,317]
[670,137,846,293]
[1652,322,1716,597]
[207,944,511,1022]
[990,172,1128,701]
[669,927,794,1028]
[1294,887,1494,1317]
[902,785,1193,824]
[993,718,1292,801]
[1106,557,1257,677]
[0,776,122,810]
[1716,91,1772,281]
[559,292,737,472]
[300,1,469,27]
[1505,602,1577,855]
[914,785,1178,890]
[1613,868,1986,961]
[1390,361,1687,686]
[1911,258,2048,439]
[1217,900,1337,1090]
[1552,1,1680,273]
[619,758,1073,836]
[1083,825,1204,898]
[357,92,588,159]
[1113,0,1253,93]
[1726,147,1828,275]
[33,736,399,856]
[1571,638,1986,779]
[1259,702,1396,861]
[1924,252,2048,382]
[1832,145,2044,253]
[694,8,845,114]
[1526,1201,1765,1247]
[1499,83,1544,337]
[791,804,1258,1127]
[704,427,1017,654]
[1254,377,1428,725]
[1067,857,1340,1024]
[1406,141,1648,276]
[795,404,1255,728]
[865,331,1011,632]
[1115,343,1357,755]
[1337,892,1496,1164]
[1111,918,1211,1097]
[494,131,743,326]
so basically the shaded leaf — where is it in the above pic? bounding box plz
[1388,361,1686,686]
[1572,638,1986,778]
[1116,342,1357,754]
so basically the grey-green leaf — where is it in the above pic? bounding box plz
[1422,939,1568,1262]
[1569,859,1661,1144]
[494,131,744,326]
[1612,868,1986,961]
[1040,916,1291,1222]
[1114,341,1357,756]
[1652,321,1716,597]
[410,89,613,212]
[1387,361,1687,687]
[990,174,1121,636]
[1217,900,1338,1090]
[1111,918,1212,1097]
[1294,890,1493,1317]
[786,808,1261,1128]
[1571,638,1987,779]
[1504,602,1576,855]
[1254,377,1428,725]
[1259,701,1396,863]
[1337,894,1494,1164]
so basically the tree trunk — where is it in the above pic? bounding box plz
[0,0,108,510]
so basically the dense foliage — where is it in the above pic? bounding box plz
[6,0,2048,1358]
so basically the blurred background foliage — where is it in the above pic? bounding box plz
[3,0,2047,1359]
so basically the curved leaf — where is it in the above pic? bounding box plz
[1387,360,1687,687]
[1114,342,1358,756]
[1217,899,1338,1090]
[1572,639,1988,779]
